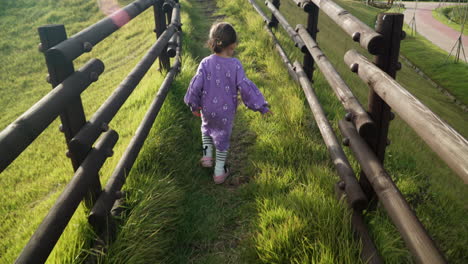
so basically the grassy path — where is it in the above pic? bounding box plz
[89,0,468,263]
[105,0,362,263]
[1,0,467,263]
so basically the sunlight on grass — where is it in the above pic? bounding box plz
[1,0,467,263]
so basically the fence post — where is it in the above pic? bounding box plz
[303,2,319,81]
[163,0,176,25]
[38,25,102,209]
[154,0,170,71]
[269,0,280,28]
[360,13,404,204]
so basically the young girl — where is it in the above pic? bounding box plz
[184,22,271,184]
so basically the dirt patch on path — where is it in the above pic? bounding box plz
[193,0,225,21]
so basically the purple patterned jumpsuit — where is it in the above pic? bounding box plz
[184,54,269,151]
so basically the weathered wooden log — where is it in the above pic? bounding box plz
[351,210,384,264]
[294,61,367,210]
[291,0,316,12]
[0,59,104,173]
[15,130,118,264]
[306,0,384,54]
[46,0,154,62]
[247,0,272,24]
[154,0,170,71]
[167,31,180,57]
[361,13,404,205]
[89,56,182,232]
[265,0,307,52]
[69,25,177,156]
[344,49,468,184]
[335,182,384,264]
[339,119,446,264]
[269,0,280,28]
[302,1,319,80]
[265,26,298,81]
[39,25,102,209]
[170,3,181,29]
[296,24,375,138]
[163,0,176,24]
[368,13,403,161]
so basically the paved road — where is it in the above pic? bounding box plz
[402,1,468,57]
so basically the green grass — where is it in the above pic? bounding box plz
[387,3,468,105]
[361,2,468,106]
[251,0,468,262]
[1,0,468,263]
[0,0,177,262]
[399,24,468,105]
[106,1,363,262]
[433,5,468,35]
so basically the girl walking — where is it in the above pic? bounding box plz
[184,22,271,184]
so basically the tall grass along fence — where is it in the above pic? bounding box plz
[0,0,182,263]
[248,0,468,263]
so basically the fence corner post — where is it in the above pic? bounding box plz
[303,1,319,81]
[153,0,170,71]
[269,0,281,28]
[37,25,101,209]
[361,13,404,205]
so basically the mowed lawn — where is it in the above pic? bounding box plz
[0,0,467,263]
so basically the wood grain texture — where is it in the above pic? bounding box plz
[345,49,468,184]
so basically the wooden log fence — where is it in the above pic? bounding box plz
[296,24,375,138]
[265,0,307,52]
[1,0,466,262]
[0,59,104,172]
[247,0,466,263]
[339,119,446,264]
[15,130,119,264]
[46,0,156,63]
[68,23,178,156]
[344,49,468,184]
[0,1,182,263]
[293,61,367,210]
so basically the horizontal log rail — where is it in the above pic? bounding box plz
[0,1,184,262]
[293,0,384,54]
[334,184,383,264]
[45,0,155,62]
[15,130,119,264]
[344,49,468,184]
[90,52,182,230]
[170,3,182,28]
[248,0,272,24]
[294,61,367,210]
[265,0,307,52]
[0,59,104,173]
[69,24,178,156]
[167,31,180,57]
[248,1,462,262]
[296,24,375,138]
[339,119,446,263]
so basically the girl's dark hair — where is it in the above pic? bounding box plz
[207,22,237,53]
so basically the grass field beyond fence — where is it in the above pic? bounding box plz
[0,0,467,263]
